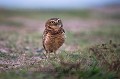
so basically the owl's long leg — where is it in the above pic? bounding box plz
[44,53,47,59]
[44,50,49,59]
[48,52,50,58]
[45,51,51,59]
[43,52,47,59]
[53,51,57,58]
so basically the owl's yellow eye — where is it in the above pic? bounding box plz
[57,20,60,23]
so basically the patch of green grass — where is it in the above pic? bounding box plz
[101,13,120,20]
[0,20,23,27]
[0,69,50,79]
[65,25,120,48]
[91,25,120,42]
[0,9,91,20]
[0,52,18,60]
[92,25,120,36]
[54,41,120,79]
[66,31,91,47]
[0,41,119,79]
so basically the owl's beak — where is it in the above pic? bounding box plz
[52,25,60,31]
[54,23,58,26]
[54,22,60,27]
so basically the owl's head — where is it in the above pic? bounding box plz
[45,18,63,31]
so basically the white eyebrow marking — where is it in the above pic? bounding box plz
[50,20,55,21]
[57,19,60,21]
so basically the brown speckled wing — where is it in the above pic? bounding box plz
[42,29,47,51]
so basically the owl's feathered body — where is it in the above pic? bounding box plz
[43,18,65,58]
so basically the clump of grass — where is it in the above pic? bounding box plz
[0,69,50,79]
[41,41,119,79]
[0,41,119,79]
[2,41,119,78]
[90,40,120,76]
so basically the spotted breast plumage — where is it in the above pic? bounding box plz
[43,18,65,58]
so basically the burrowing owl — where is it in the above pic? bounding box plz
[43,18,65,58]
